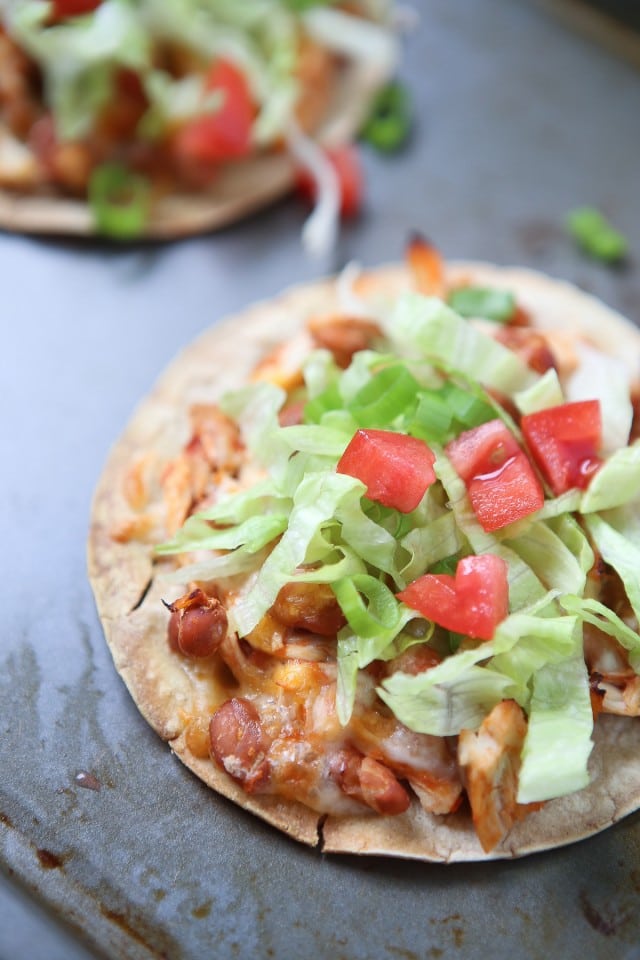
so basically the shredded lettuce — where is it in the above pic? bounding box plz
[302,6,398,74]
[580,442,640,513]
[566,342,633,454]
[6,0,390,149]
[10,0,149,139]
[157,512,288,556]
[517,648,593,803]
[229,471,369,635]
[382,295,539,396]
[378,663,516,737]
[503,516,593,598]
[561,595,640,672]
[514,367,564,416]
[446,286,516,323]
[378,603,571,736]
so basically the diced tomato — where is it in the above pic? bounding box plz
[445,419,544,532]
[398,554,509,641]
[336,429,436,513]
[51,0,102,17]
[521,400,602,495]
[173,60,254,164]
[296,144,364,218]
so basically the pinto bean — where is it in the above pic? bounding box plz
[166,588,227,658]
[330,748,410,815]
[271,582,346,637]
[358,757,411,815]
[385,644,442,677]
[209,698,270,792]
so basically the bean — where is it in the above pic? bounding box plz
[209,698,270,792]
[166,588,227,658]
[271,582,345,637]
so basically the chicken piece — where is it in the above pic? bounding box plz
[0,30,41,139]
[160,451,208,535]
[494,326,557,375]
[293,37,336,133]
[306,313,382,368]
[251,333,312,391]
[188,404,243,473]
[458,700,528,853]
[591,674,640,717]
[584,567,640,716]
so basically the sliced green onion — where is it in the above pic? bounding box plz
[406,382,494,444]
[88,163,150,240]
[446,286,516,323]
[360,81,411,152]
[332,574,409,666]
[566,206,628,263]
[407,391,451,443]
[303,381,342,424]
[348,363,420,427]
[441,381,496,428]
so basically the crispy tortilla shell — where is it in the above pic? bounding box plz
[0,57,384,240]
[88,262,640,861]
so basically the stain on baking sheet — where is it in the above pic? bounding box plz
[191,899,212,919]
[575,829,640,944]
[384,944,421,960]
[36,848,67,870]
[100,904,180,959]
[579,890,627,937]
[430,913,465,949]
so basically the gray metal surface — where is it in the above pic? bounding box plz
[2,1,640,958]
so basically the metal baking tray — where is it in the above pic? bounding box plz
[2,1,640,957]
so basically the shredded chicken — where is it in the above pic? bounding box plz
[458,700,528,853]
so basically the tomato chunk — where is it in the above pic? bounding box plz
[445,419,544,531]
[336,429,436,513]
[398,555,509,640]
[51,0,102,17]
[521,400,602,495]
[296,145,364,218]
[174,60,254,164]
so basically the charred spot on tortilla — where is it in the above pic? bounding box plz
[88,250,640,862]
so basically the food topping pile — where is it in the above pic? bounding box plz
[0,0,396,235]
[114,241,640,852]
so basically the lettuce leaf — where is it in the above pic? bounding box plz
[517,648,593,803]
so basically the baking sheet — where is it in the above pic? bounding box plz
[2,1,640,957]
